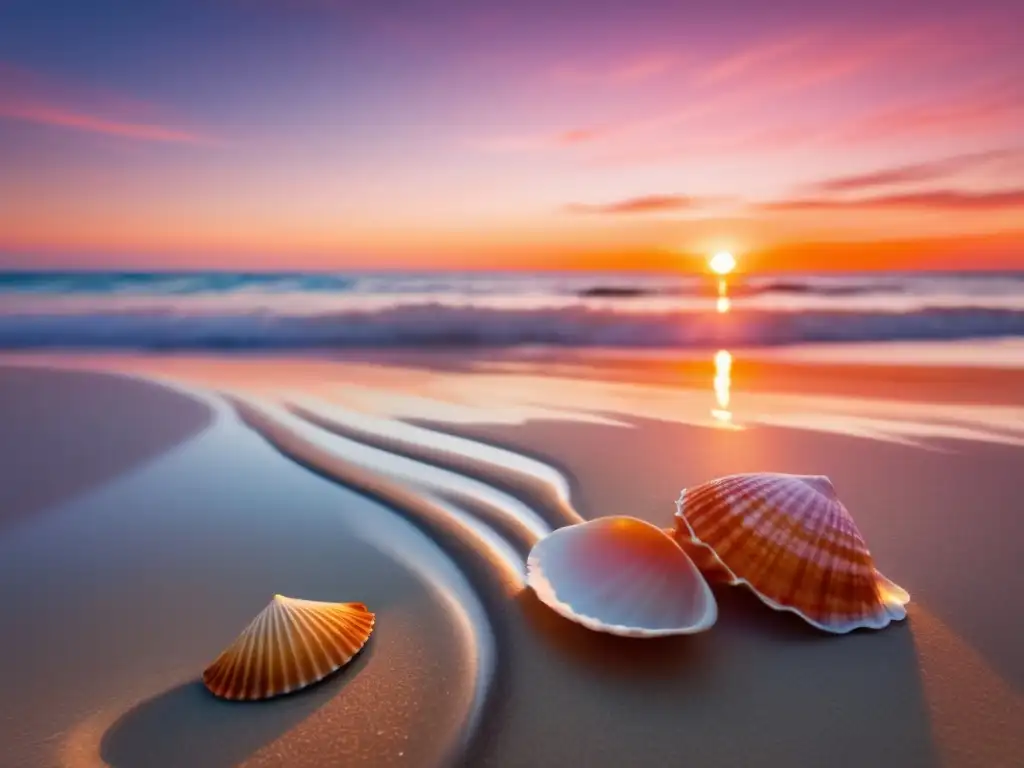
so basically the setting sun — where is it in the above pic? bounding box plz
[709,251,737,276]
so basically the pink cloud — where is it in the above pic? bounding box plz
[694,34,813,86]
[0,102,209,144]
[806,149,1019,193]
[551,53,678,86]
[555,128,604,145]
[840,80,1024,143]
[761,188,1024,212]
[564,194,731,215]
[548,24,996,157]
[0,64,211,144]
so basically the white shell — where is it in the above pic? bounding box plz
[527,516,717,637]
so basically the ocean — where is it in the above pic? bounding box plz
[1,270,1023,350]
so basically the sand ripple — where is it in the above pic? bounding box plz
[226,393,589,765]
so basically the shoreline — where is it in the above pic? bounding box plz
[1,356,1022,767]
[4,344,1024,406]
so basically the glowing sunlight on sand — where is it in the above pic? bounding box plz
[712,349,735,426]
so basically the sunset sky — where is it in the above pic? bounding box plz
[1,0,1022,272]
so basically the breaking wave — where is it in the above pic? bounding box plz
[2,303,1024,350]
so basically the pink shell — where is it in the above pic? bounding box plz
[674,473,909,633]
[527,516,717,637]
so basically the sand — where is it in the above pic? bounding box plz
[0,367,213,533]
[0,366,487,768]
[1,354,1021,767]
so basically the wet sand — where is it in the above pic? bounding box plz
[0,366,213,533]
[0,366,488,768]
[431,416,1024,766]
[1,356,1022,767]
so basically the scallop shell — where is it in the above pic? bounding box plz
[203,595,375,700]
[673,473,909,633]
[527,516,717,637]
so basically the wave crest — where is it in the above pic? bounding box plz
[2,303,1024,349]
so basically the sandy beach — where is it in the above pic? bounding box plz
[1,351,1022,768]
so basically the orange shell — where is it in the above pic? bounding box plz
[674,473,909,633]
[203,595,375,700]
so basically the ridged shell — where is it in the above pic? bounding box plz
[674,473,909,633]
[203,595,375,700]
[527,516,717,637]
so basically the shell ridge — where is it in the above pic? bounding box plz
[272,602,295,695]
[238,609,267,700]
[323,603,375,661]
[741,499,800,593]
[685,475,760,527]
[301,604,352,667]
[674,475,910,634]
[774,483,824,607]
[290,605,337,678]
[265,599,286,698]
[295,604,344,664]
[284,605,321,687]
[278,601,307,694]
[232,605,268,700]
[202,595,375,701]
[302,603,344,680]
[816,499,880,627]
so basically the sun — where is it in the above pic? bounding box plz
[709,250,737,276]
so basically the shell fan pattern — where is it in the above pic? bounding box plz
[203,595,375,701]
[527,516,717,637]
[674,473,909,634]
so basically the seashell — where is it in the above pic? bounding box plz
[527,516,717,637]
[203,594,375,700]
[673,473,909,633]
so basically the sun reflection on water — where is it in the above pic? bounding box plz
[716,278,731,314]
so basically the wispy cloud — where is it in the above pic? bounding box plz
[564,194,721,215]
[0,64,211,144]
[840,79,1024,143]
[806,149,1019,193]
[481,23,1008,166]
[694,34,812,86]
[552,53,678,86]
[693,26,952,93]
[0,102,209,144]
[761,188,1024,212]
